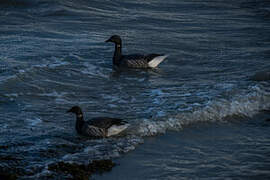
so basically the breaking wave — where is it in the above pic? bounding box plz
[138,84,270,136]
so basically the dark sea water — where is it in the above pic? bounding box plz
[0,0,270,179]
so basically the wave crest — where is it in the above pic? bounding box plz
[138,85,270,136]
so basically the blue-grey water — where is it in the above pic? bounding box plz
[0,0,270,179]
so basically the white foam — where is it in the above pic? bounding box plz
[138,85,270,136]
[26,117,42,126]
[81,62,109,79]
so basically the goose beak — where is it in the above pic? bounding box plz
[105,38,111,43]
[66,109,72,113]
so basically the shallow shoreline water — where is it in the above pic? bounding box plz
[95,111,270,180]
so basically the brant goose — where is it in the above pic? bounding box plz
[105,35,168,68]
[67,106,129,138]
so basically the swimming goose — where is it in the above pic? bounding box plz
[105,35,168,68]
[67,106,129,138]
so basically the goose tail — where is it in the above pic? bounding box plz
[107,123,130,137]
[148,55,169,68]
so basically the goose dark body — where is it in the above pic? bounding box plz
[105,35,168,68]
[67,106,129,138]
[88,117,127,129]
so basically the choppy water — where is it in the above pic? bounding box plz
[0,0,270,179]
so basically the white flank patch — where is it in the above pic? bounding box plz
[148,55,168,68]
[107,124,129,137]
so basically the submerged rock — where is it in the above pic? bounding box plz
[48,159,115,180]
[0,172,17,180]
[250,71,270,81]
[0,145,9,150]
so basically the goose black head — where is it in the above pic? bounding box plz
[67,106,82,115]
[105,35,122,44]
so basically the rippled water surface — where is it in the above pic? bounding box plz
[0,0,270,179]
[97,113,270,179]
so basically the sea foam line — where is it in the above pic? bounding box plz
[138,85,270,136]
